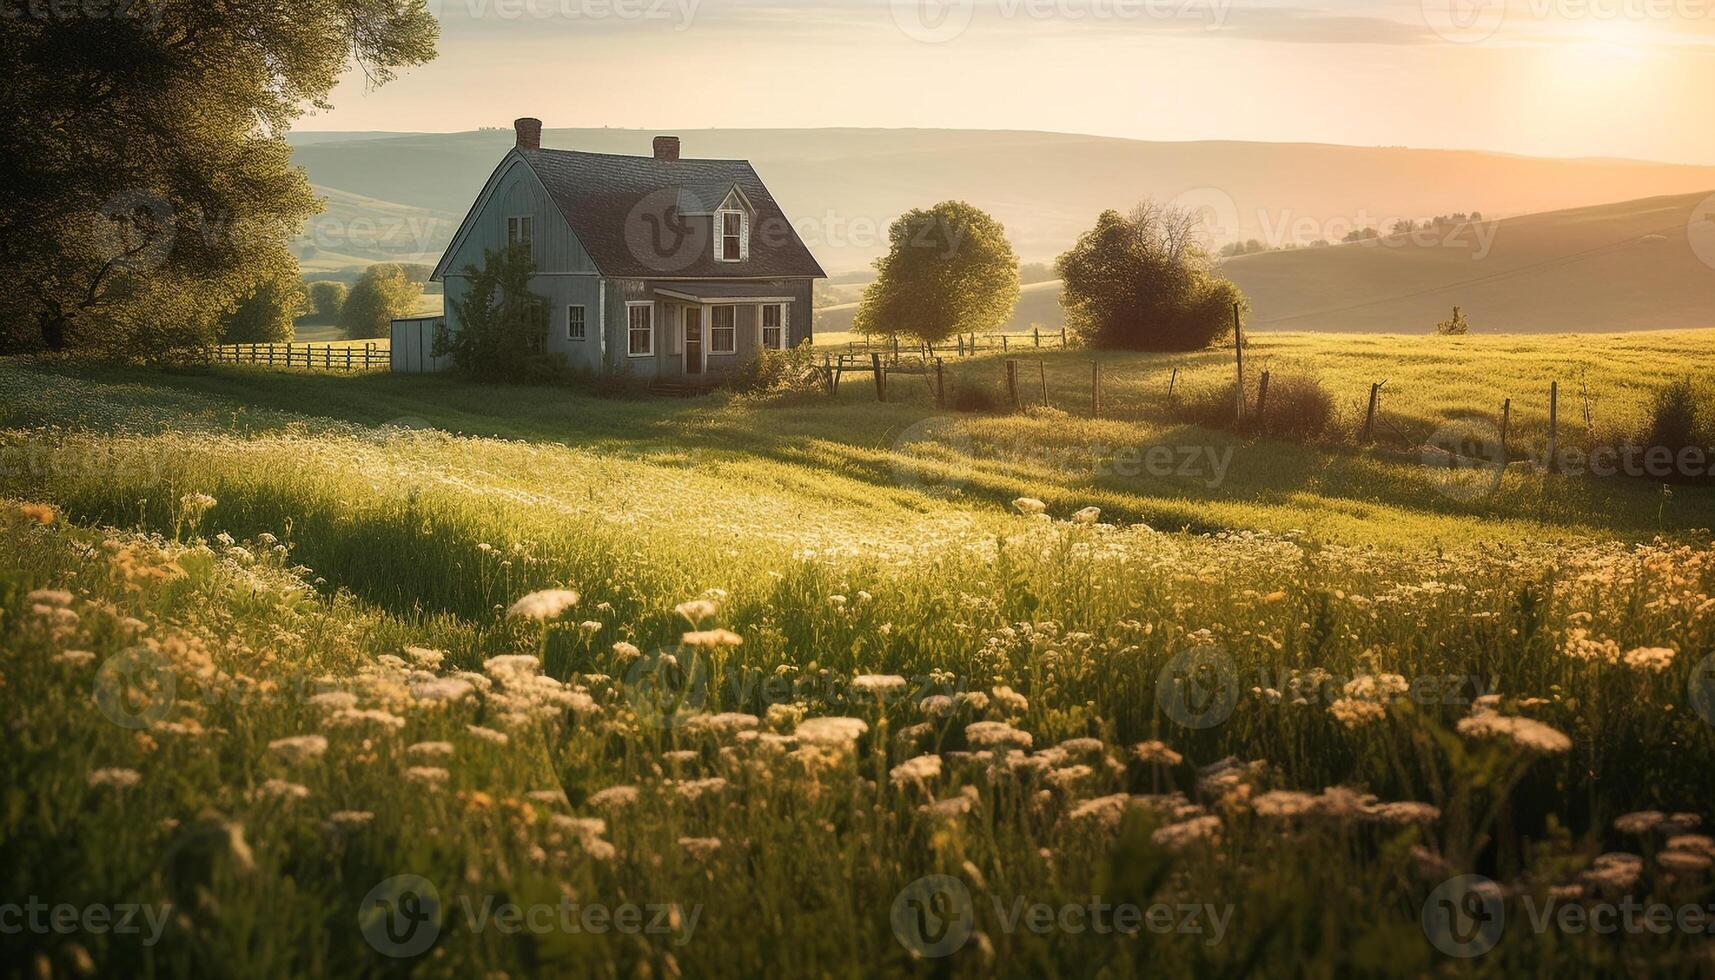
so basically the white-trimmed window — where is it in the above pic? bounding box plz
[506,216,534,259]
[715,210,745,262]
[627,303,653,357]
[710,305,737,353]
[760,303,787,350]
[567,305,585,342]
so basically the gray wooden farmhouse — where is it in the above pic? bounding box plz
[414,119,825,381]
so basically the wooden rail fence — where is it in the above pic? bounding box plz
[207,342,389,373]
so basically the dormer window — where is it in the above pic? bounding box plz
[716,210,746,262]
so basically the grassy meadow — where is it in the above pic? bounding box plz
[2,330,1714,977]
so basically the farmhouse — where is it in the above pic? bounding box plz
[410,118,825,380]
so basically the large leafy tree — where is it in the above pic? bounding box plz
[219,270,303,344]
[1057,202,1248,351]
[341,263,422,339]
[853,202,1019,344]
[433,245,551,381]
[0,1,436,358]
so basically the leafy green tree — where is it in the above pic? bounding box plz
[853,202,1019,344]
[1056,202,1247,352]
[433,245,551,380]
[220,270,303,343]
[1436,306,1471,336]
[341,264,421,339]
[307,281,349,320]
[0,1,437,357]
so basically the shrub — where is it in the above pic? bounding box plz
[1056,201,1248,351]
[433,244,556,381]
[1176,371,1338,442]
[1435,306,1470,335]
[1638,379,1711,483]
[728,345,821,397]
[306,280,348,319]
[949,382,1003,413]
[218,270,301,344]
[341,263,420,339]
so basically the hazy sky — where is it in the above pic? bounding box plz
[309,0,1715,164]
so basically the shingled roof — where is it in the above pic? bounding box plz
[518,147,825,280]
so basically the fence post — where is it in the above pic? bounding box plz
[1033,326,1040,348]
[1361,383,1381,443]
[872,353,885,402]
[1547,381,1559,471]
[1006,359,1020,411]
[1168,367,1178,401]
[1255,370,1271,431]
[1091,360,1101,418]
[935,358,945,407]
[1232,302,1245,422]
[1060,327,1067,348]
[1038,359,1049,408]
[1499,398,1511,457]
[957,334,965,357]
[1002,335,1009,352]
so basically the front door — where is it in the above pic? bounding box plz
[684,307,703,375]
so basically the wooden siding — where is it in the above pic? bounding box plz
[439,156,598,277]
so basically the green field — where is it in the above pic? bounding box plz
[3,331,1713,977]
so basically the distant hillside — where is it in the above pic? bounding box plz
[820,192,1715,334]
[289,128,1715,277]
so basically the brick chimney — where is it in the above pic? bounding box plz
[653,136,680,161]
[514,117,542,150]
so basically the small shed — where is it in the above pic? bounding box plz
[390,315,449,373]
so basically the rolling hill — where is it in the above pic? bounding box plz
[816,192,1715,335]
[289,127,1715,274]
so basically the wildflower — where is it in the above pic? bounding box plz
[1455,712,1571,753]
[26,588,73,607]
[796,716,869,747]
[328,810,375,829]
[1658,850,1712,873]
[466,725,511,746]
[766,703,806,730]
[990,686,1029,714]
[1369,801,1441,825]
[1012,497,1047,516]
[1582,852,1643,891]
[327,708,406,732]
[1328,698,1388,728]
[86,768,142,789]
[1151,815,1222,850]
[1621,646,1675,673]
[527,789,568,806]
[56,650,96,667]
[551,815,607,838]
[411,677,476,704]
[1132,740,1182,766]
[954,691,990,712]
[1070,506,1101,524]
[1251,790,1318,819]
[589,785,640,809]
[1613,811,1664,835]
[255,779,310,801]
[679,837,723,860]
[919,694,954,717]
[407,741,455,761]
[309,692,358,711]
[681,628,743,649]
[1667,834,1715,857]
[405,766,449,785]
[578,620,603,635]
[611,641,642,663]
[921,795,975,819]
[675,599,719,623]
[484,654,541,678]
[506,589,580,621]
[403,646,446,669]
[269,735,329,763]
[1067,794,1130,831]
[890,754,943,786]
[853,674,908,698]
[19,502,55,524]
[965,720,1032,751]
[683,712,760,737]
